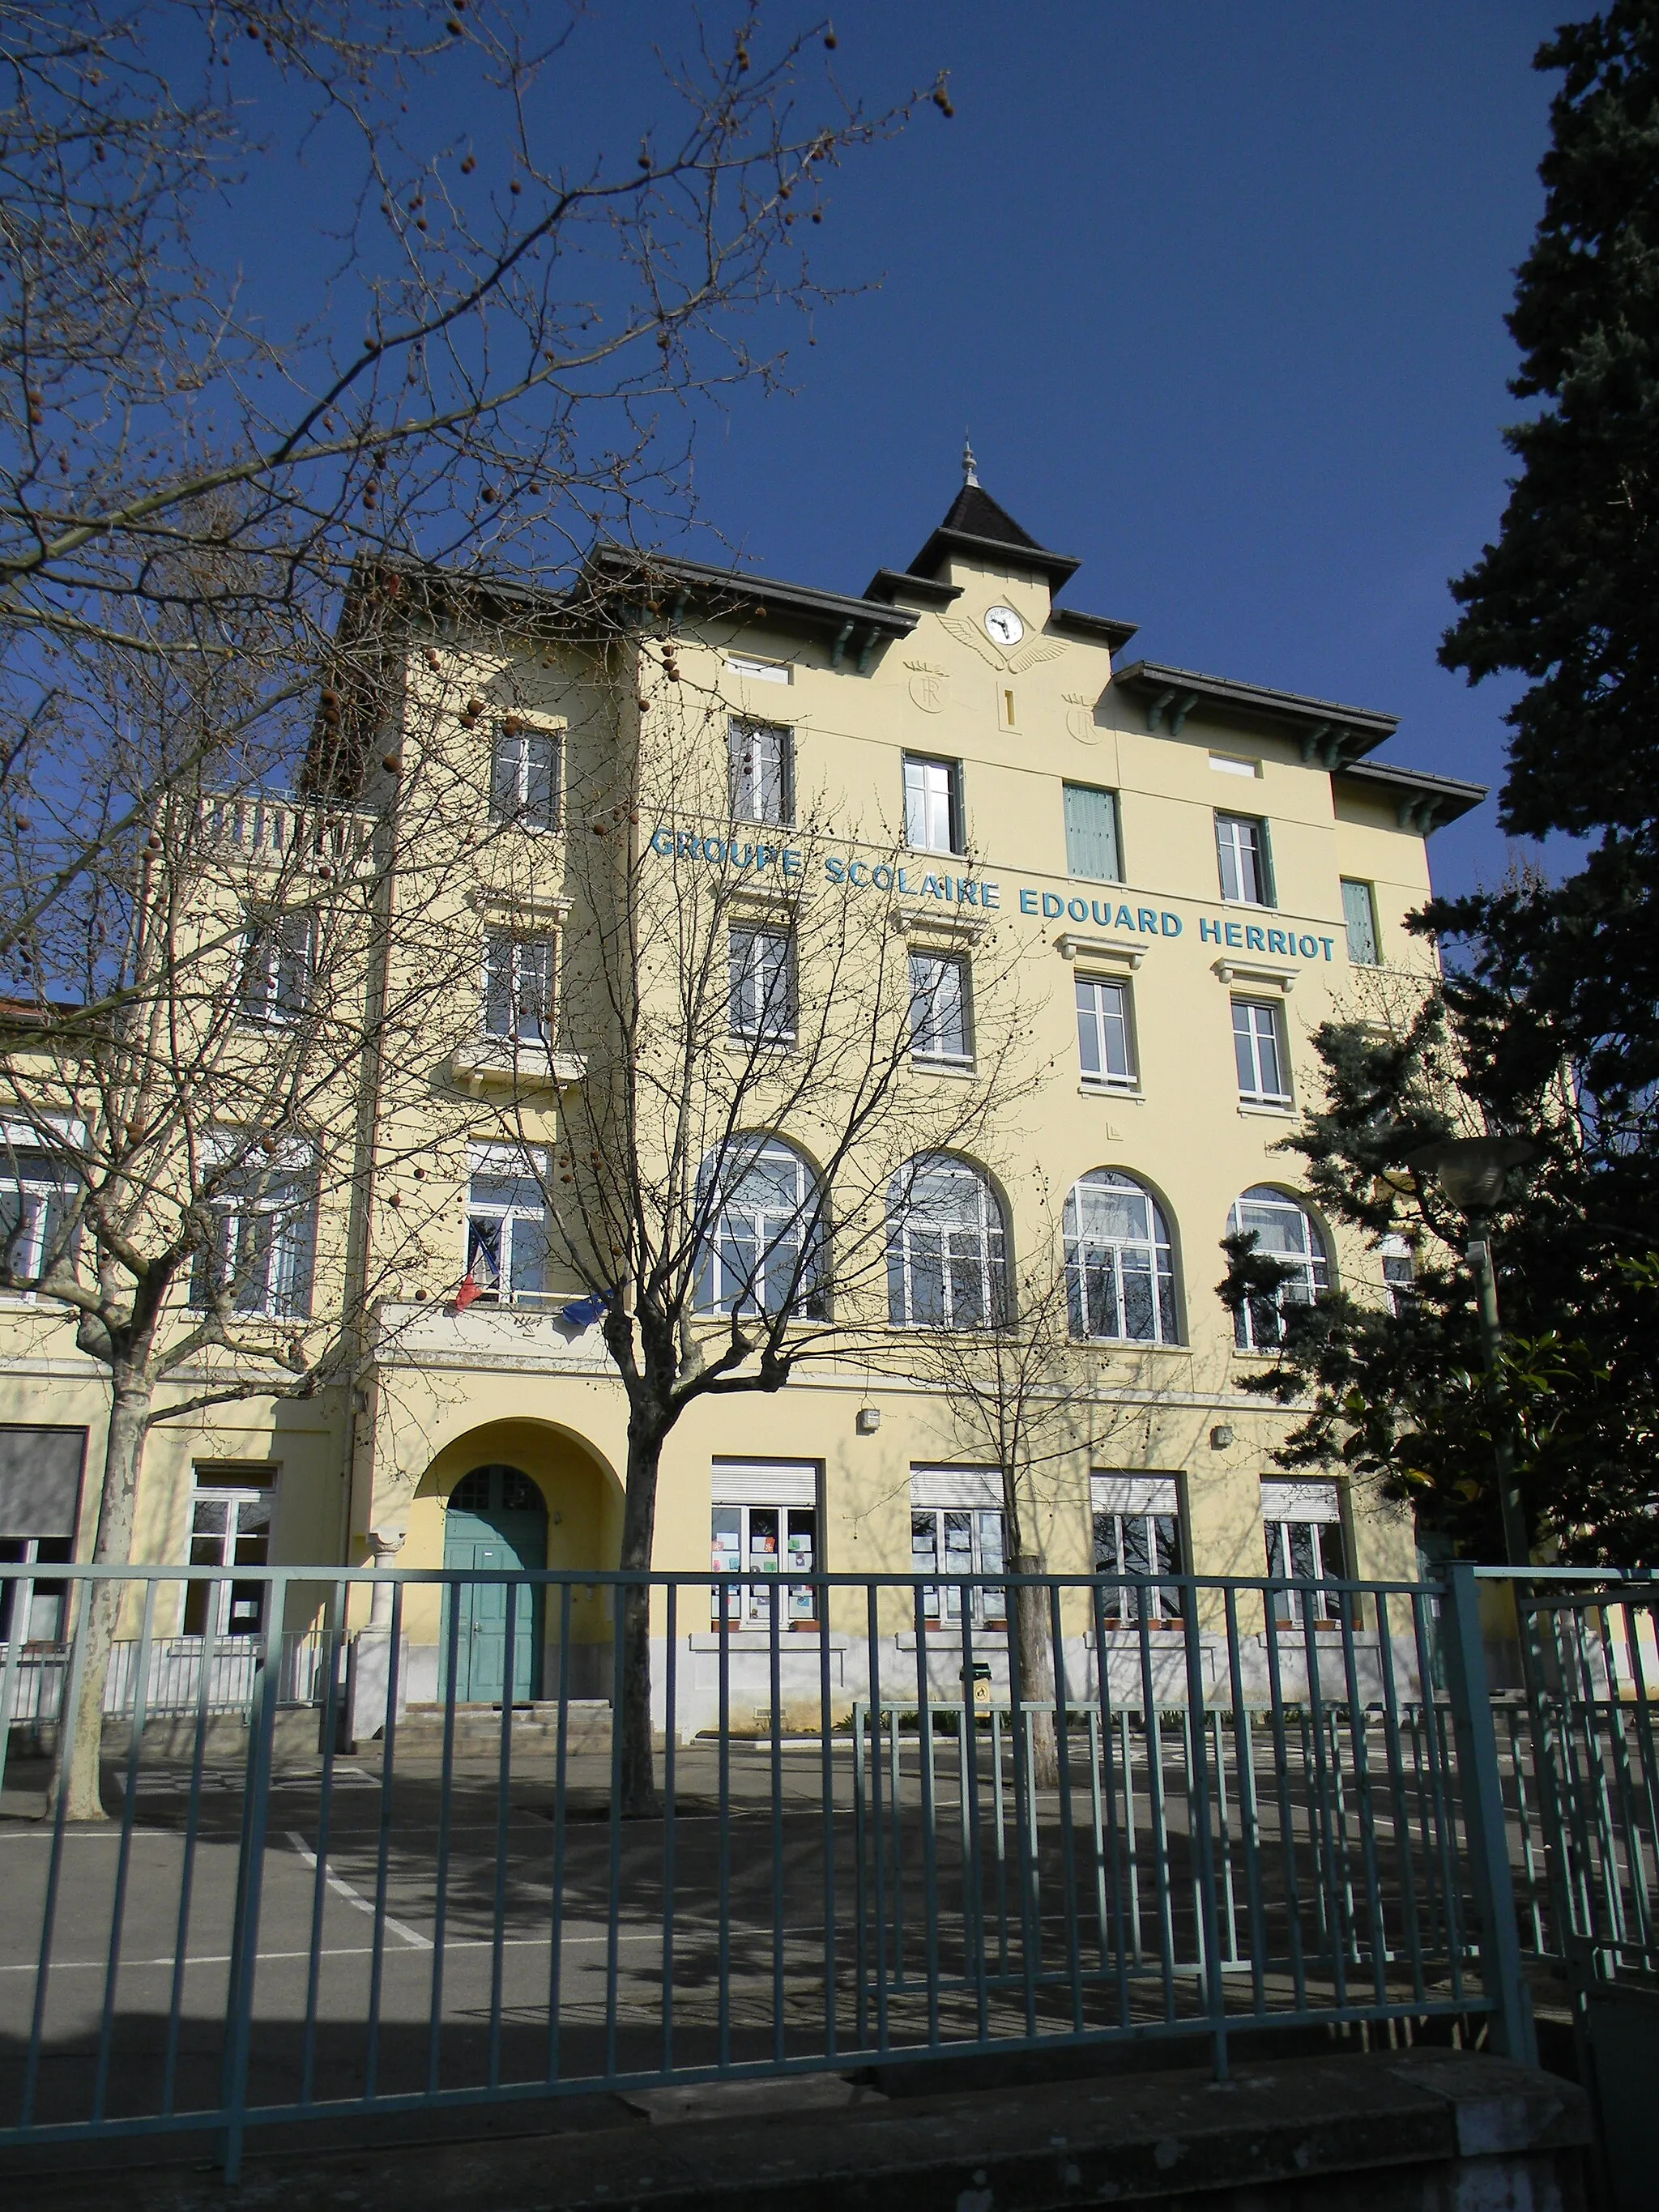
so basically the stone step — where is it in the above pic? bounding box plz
[399,1699,613,1752]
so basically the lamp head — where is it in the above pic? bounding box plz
[1401,1134,1536,1216]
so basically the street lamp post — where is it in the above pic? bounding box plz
[1404,1135,1537,1567]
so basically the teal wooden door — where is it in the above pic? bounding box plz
[441,1466,546,1703]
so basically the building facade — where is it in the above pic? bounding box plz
[0,471,1483,1728]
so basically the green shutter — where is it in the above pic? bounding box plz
[1341,879,1380,965]
[1064,784,1120,881]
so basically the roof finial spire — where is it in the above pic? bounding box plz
[962,433,979,488]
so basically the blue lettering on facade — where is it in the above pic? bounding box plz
[923,874,941,899]
[847,859,866,886]
[783,849,802,876]
[1319,936,1334,961]
[983,883,1000,908]
[1298,934,1317,958]
[1200,918,1222,943]
[1267,928,1287,955]
[1068,897,1088,923]
[1245,925,1266,952]
[872,864,894,891]
[1224,922,1244,948]
[1042,893,1064,918]
[651,829,674,856]
[1115,904,1135,931]
[1020,889,1038,914]
[1162,913,1181,936]
[1138,908,1158,935]
[825,855,845,883]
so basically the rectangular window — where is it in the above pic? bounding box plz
[1075,975,1137,1089]
[191,1161,317,1319]
[903,754,964,855]
[1215,812,1273,906]
[1341,877,1380,965]
[710,1503,819,1627]
[1232,996,1290,1106]
[464,1145,548,1305]
[908,952,972,1065]
[1261,1480,1348,1627]
[1091,1475,1183,1626]
[489,722,561,829]
[728,720,795,825]
[181,1469,275,1638]
[0,1149,78,1294]
[239,911,312,1025]
[1381,1233,1416,1315]
[910,1507,1007,1630]
[481,931,555,1044]
[728,927,796,1043]
[1063,784,1122,881]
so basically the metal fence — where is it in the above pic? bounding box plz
[1,1631,329,1724]
[0,1562,1529,2179]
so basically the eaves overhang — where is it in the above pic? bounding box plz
[1334,757,1486,833]
[1113,659,1398,767]
[906,525,1081,590]
[1049,607,1140,654]
[585,544,918,651]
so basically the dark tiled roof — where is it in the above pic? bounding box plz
[906,483,1081,589]
[932,484,1043,551]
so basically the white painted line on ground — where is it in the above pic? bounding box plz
[0,1929,671,1973]
[285,1831,432,1950]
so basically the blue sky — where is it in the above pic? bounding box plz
[669,1,1566,906]
[219,2,1567,903]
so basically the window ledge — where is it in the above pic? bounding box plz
[911,1058,977,1081]
[687,1631,849,1652]
[452,1041,586,1092]
[1057,934,1145,970]
[894,1630,1009,1652]
[468,884,570,923]
[1080,1081,1144,1102]
[725,1039,796,1061]
[1213,957,1298,995]
[1238,1101,1296,1119]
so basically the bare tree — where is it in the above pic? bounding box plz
[465,612,1045,1813]
[898,1221,1093,1788]
[2,1,940,1008]
[0,585,546,1818]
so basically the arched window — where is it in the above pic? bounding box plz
[693,1137,825,1319]
[1228,1185,1330,1350]
[1064,1170,1178,1343]
[886,1155,1008,1328]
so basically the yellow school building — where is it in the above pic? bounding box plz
[1,465,1482,1728]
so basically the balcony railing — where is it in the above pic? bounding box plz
[198,793,377,875]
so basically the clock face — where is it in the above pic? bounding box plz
[984,603,1024,646]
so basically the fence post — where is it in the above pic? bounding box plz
[219,1572,284,2180]
[1439,1563,1536,2065]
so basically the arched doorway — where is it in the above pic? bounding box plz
[442,1464,547,1702]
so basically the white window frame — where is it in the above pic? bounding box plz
[1075,974,1137,1089]
[887,1157,1007,1330]
[0,1536,73,1645]
[728,718,795,826]
[181,1473,276,1639]
[482,930,556,1044]
[488,722,561,829]
[1215,812,1273,906]
[1229,1186,1331,1350]
[728,925,796,1044]
[192,1146,318,1319]
[239,910,313,1026]
[910,1493,1007,1630]
[908,951,973,1067]
[710,1501,820,1627]
[1380,1233,1415,1315]
[0,1148,78,1298]
[464,1143,549,1306]
[903,754,964,855]
[1260,1480,1348,1627]
[1062,782,1123,882]
[1091,1474,1183,1626]
[693,1138,823,1319]
[1233,995,1291,1106]
[1064,1170,1179,1344]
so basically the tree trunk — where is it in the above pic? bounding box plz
[616,1417,664,1818]
[1011,1556,1060,1792]
[53,1379,151,1822]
